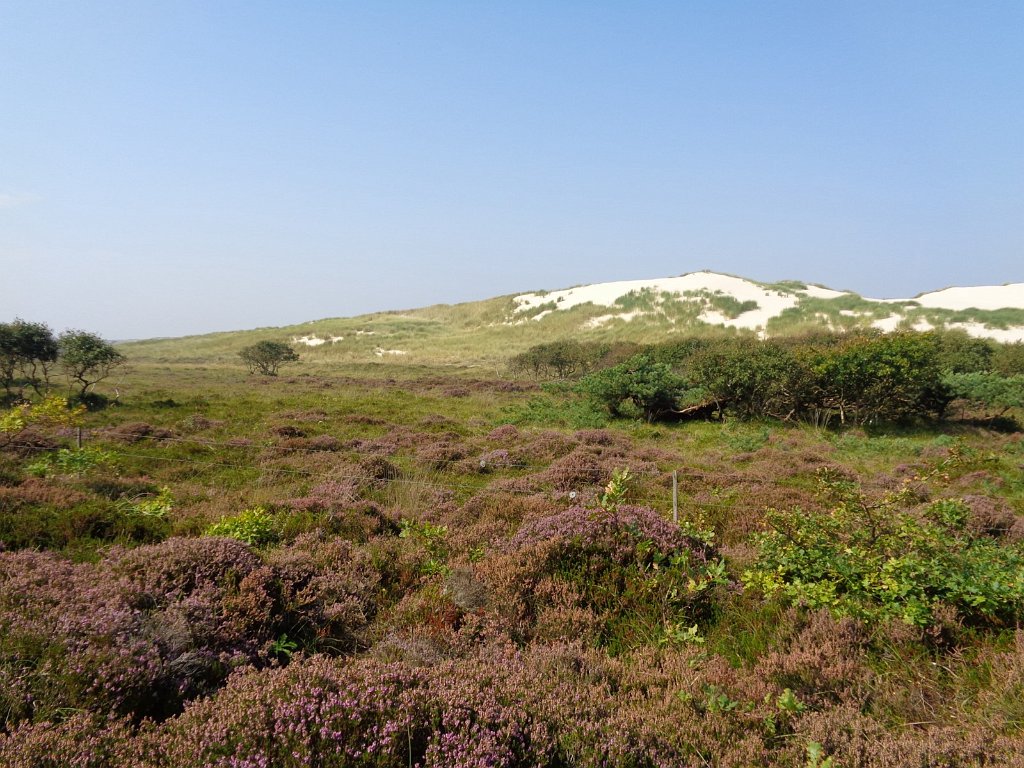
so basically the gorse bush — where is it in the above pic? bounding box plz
[744,469,1024,628]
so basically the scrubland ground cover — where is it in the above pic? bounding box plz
[1,355,1024,767]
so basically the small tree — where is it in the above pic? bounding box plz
[578,354,689,421]
[58,330,126,401]
[0,319,58,400]
[239,341,299,376]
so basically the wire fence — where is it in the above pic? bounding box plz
[11,428,747,515]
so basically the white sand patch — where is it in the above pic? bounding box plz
[948,322,1024,343]
[582,311,644,329]
[911,319,934,332]
[292,335,345,346]
[355,330,376,336]
[911,283,1024,311]
[801,285,849,299]
[699,310,729,326]
[511,271,1023,336]
[516,272,777,313]
[872,315,904,333]
[373,348,408,357]
[516,271,798,332]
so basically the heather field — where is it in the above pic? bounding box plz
[2,356,1024,767]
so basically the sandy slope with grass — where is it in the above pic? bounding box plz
[513,271,1024,341]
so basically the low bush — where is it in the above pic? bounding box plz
[205,506,280,547]
[745,471,1024,628]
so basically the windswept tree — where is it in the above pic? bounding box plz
[58,330,127,401]
[239,341,299,376]
[0,319,59,400]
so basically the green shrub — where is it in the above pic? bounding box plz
[205,506,279,546]
[578,354,690,421]
[26,447,113,478]
[117,486,174,518]
[943,371,1024,421]
[744,470,1024,627]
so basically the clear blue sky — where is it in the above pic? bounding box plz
[2,1,1022,338]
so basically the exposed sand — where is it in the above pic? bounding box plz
[948,323,1024,343]
[514,271,814,332]
[910,283,1024,311]
[293,335,344,347]
[513,272,1024,341]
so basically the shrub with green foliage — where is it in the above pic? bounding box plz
[25,447,112,478]
[206,506,279,546]
[944,371,1024,423]
[578,354,690,421]
[803,332,950,425]
[687,339,807,420]
[238,340,299,376]
[745,470,1024,627]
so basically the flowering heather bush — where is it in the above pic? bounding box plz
[540,449,609,491]
[416,441,466,470]
[287,479,359,513]
[0,713,144,768]
[111,536,263,601]
[267,531,380,654]
[509,430,577,463]
[0,476,91,509]
[573,428,624,446]
[358,456,401,483]
[961,493,1019,537]
[0,534,381,727]
[485,424,520,442]
[271,424,306,438]
[508,504,700,564]
[756,610,870,706]
[490,505,724,649]
[274,434,342,452]
[4,638,1024,767]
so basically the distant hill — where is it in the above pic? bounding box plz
[120,271,1024,367]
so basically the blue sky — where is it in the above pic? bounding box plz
[1,1,1021,338]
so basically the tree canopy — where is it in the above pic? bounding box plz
[58,330,126,400]
[239,341,299,376]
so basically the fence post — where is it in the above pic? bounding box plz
[77,426,83,450]
[672,470,678,523]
